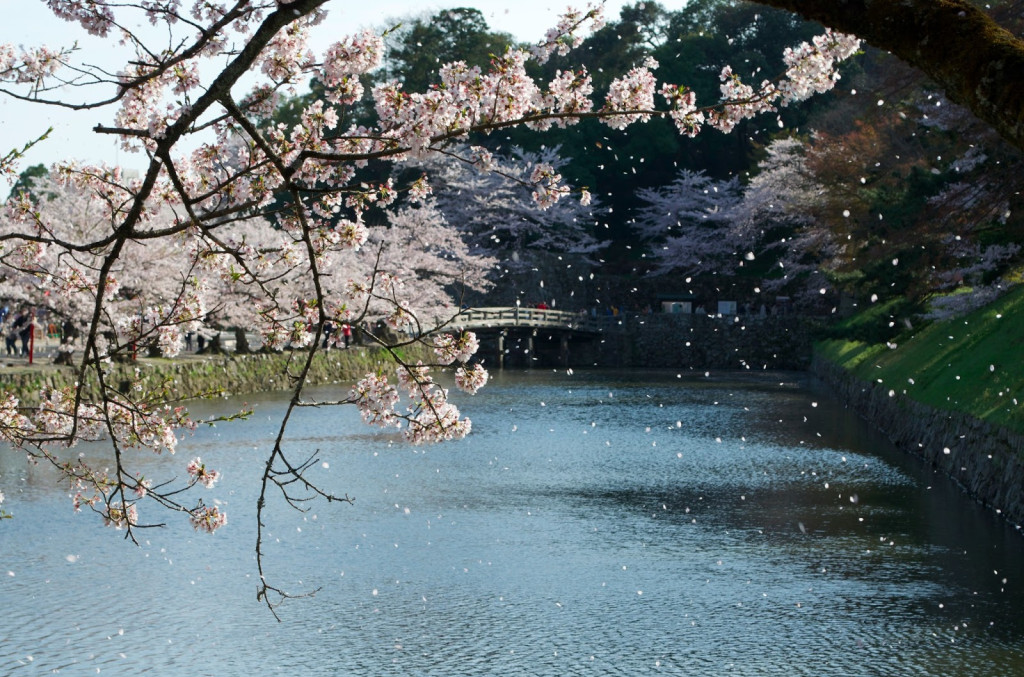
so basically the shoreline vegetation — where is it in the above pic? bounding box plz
[817,285,1024,435]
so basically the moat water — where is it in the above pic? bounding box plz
[2,370,1022,675]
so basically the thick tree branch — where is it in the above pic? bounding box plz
[756,0,1024,150]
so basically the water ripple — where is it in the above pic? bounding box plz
[2,373,1023,675]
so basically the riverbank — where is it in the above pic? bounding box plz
[0,345,433,407]
[812,354,1024,528]
[817,286,1024,433]
[812,287,1024,528]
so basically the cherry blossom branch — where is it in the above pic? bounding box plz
[0,1,866,614]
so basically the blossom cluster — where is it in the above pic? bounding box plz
[190,505,227,533]
[432,331,479,365]
[348,343,485,445]
[321,29,384,104]
[0,394,31,444]
[602,57,659,130]
[708,66,778,134]
[104,501,138,530]
[404,386,471,445]
[454,363,488,395]
[186,457,221,488]
[0,44,67,84]
[351,372,400,427]
[779,30,863,104]
[713,30,861,133]
[529,163,571,208]
[530,3,606,64]
[660,84,704,138]
[44,0,116,37]
[396,361,474,444]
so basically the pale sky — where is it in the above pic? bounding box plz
[0,1,690,172]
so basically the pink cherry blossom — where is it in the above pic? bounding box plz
[186,457,221,488]
[454,364,489,394]
[432,331,479,365]
[104,501,138,530]
[190,505,227,533]
[350,372,400,428]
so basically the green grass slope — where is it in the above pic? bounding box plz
[817,286,1024,433]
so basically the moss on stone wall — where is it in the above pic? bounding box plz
[0,346,433,407]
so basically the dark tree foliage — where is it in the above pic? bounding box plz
[797,35,1024,307]
[7,163,49,201]
[496,1,835,264]
[385,8,515,92]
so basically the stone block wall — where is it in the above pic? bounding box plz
[812,355,1024,528]
[576,313,816,370]
[0,346,432,407]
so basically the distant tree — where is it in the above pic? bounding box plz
[804,78,1024,304]
[632,169,742,278]
[428,147,606,305]
[6,163,49,201]
[731,136,836,304]
[355,198,497,327]
[0,172,202,356]
[385,8,515,92]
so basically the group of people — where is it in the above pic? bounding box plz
[0,305,357,361]
[1,307,34,357]
[322,321,353,349]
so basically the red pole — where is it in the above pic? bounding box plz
[28,312,35,365]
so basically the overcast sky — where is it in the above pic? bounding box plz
[0,1,690,171]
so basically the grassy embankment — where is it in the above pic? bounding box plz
[816,285,1024,434]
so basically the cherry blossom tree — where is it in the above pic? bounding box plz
[0,171,203,357]
[345,197,497,327]
[0,0,861,613]
[632,168,742,277]
[430,146,604,264]
[730,136,838,304]
[426,146,604,306]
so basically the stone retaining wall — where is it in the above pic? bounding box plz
[812,354,1024,528]
[581,313,816,370]
[0,347,431,406]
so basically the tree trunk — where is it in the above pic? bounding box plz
[233,326,251,354]
[755,0,1024,151]
[207,331,224,355]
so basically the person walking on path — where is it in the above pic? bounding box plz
[18,310,33,356]
[4,316,19,356]
[322,320,334,349]
[8,310,29,356]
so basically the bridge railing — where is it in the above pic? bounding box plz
[456,306,608,333]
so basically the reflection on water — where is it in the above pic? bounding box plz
[2,370,1022,675]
